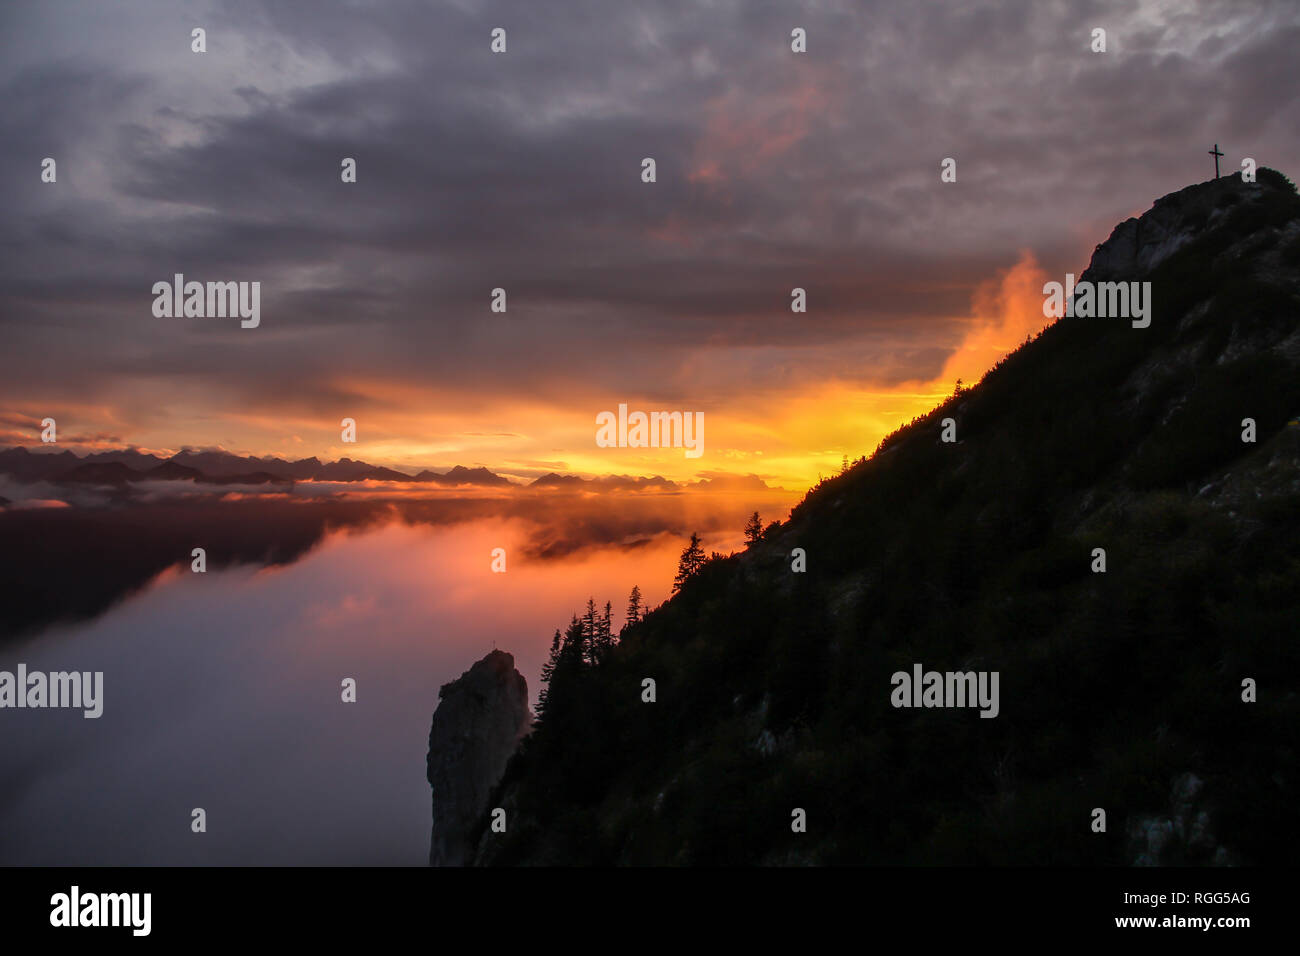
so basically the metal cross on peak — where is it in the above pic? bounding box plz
[1209,143,1224,179]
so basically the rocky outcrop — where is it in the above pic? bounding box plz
[426,650,531,866]
[1081,174,1263,283]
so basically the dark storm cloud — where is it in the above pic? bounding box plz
[0,0,1297,413]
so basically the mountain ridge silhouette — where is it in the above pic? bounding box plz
[465,169,1300,866]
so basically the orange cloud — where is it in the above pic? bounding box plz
[688,79,829,184]
[939,250,1052,389]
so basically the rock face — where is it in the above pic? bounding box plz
[426,650,531,866]
[1081,174,1261,283]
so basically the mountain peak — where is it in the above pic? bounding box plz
[473,172,1300,866]
[1083,168,1296,283]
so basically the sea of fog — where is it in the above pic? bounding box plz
[0,516,699,865]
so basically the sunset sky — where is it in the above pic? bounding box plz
[2,0,1297,489]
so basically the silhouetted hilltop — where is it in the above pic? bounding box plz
[418,465,515,487]
[470,170,1300,865]
[529,472,678,491]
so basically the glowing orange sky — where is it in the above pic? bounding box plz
[2,253,1053,492]
[4,0,1293,505]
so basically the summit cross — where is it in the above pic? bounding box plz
[1209,143,1224,179]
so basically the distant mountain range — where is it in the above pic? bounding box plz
[0,446,515,487]
[0,446,780,493]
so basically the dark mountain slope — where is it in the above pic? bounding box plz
[472,169,1300,866]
